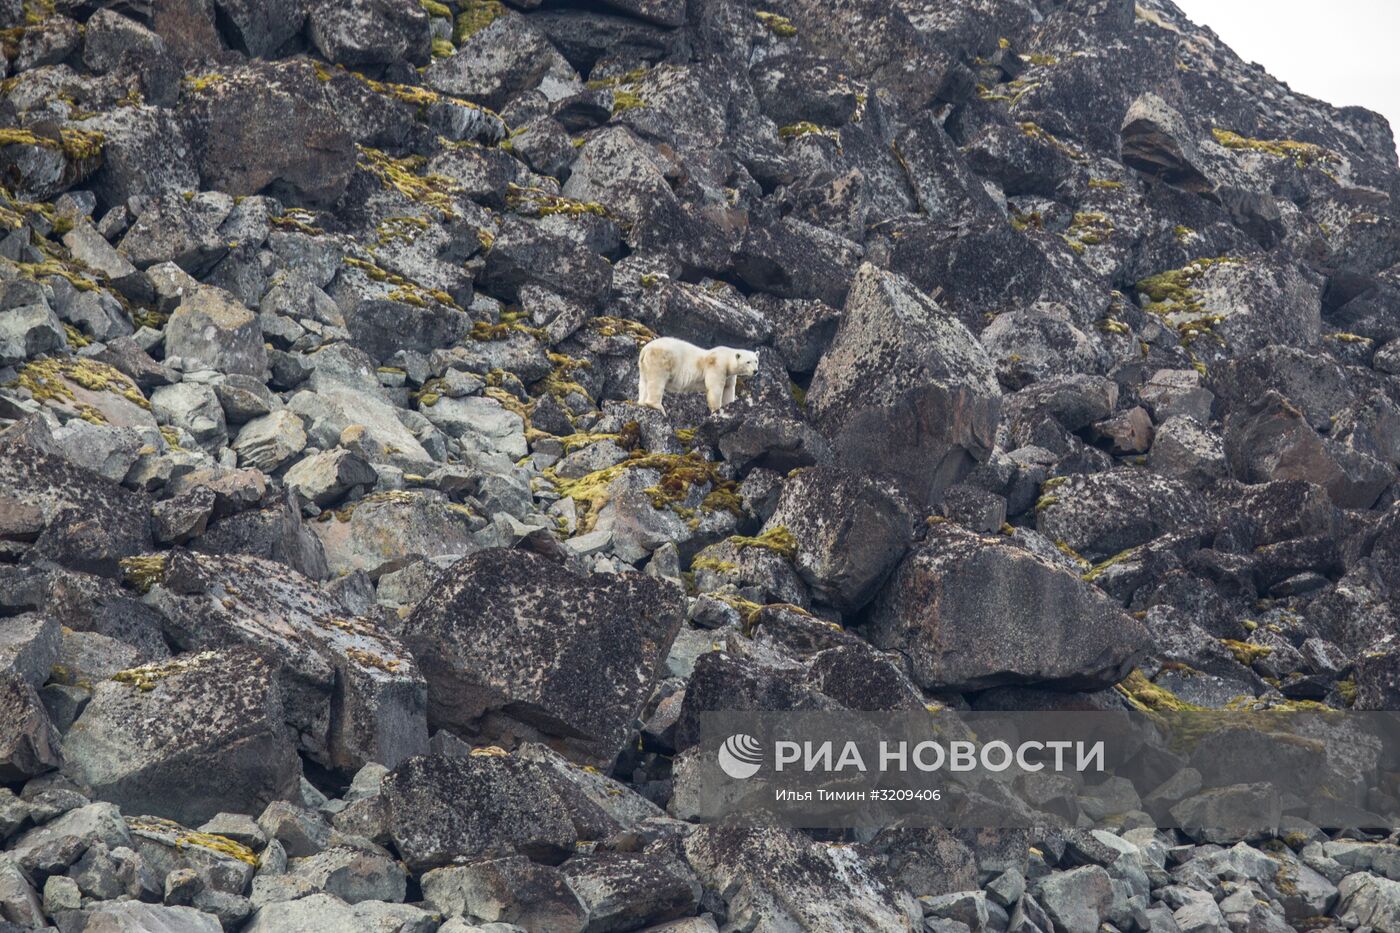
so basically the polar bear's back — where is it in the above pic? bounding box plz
[640,337,707,393]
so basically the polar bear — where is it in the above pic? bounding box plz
[637,337,760,413]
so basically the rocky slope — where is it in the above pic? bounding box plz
[3,0,1400,929]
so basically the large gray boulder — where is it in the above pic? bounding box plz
[142,550,428,771]
[765,467,915,614]
[683,824,921,931]
[1036,469,1213,562]
[421,857,588,931]
[61,648,301,825]
[0,674,62,781]
[164,286,267,377]
[808,263,1001,507]
[382,753,582,873]
[401,548,684,766]
[865,524,1149,691]
[310,490,477,580]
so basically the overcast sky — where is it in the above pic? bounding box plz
[1171,0,1400,160]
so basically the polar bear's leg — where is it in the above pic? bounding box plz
[704,366,728,412]
[638,348,669,411]
[722,375,737,406]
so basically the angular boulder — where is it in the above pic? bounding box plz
[142,550,428,771]
[61,648,300,825]
[864,524,1149,691]
[0,675,62,781]
[683,824,921,931]
[183,60,356,206]
[401,548,685,766]
[164,286,267,377]
[808,263,1001,507]
[382,753,580,873]
[1036,469,1212,562]
[765,467,915,614]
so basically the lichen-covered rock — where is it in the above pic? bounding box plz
[1225,391,1396,509]
[382,753,580,873]
[1036,469,1213,562]
[284,448,379,507]
[559,850,701,932]
[765,467,914,614]
[0,675,62,781]
[307,0,430,68]
[68,901,224,932]
[182,60,356,206]
[345,298,469,363]
[0,426,153,575]
[401,548,684,765]
[425,15,571,111]
[1150,416,1228,486]
[141,551,427,771]
[311,490,477,580]
[232,410,307,473]
[61,648,300,825]
[211,0,305,58]
[164,286,268,378]
[865,523,1149,691]
[421,857,587,931]
[808,264,1001,507]
[683,824,922,932]
[243,892,437,933]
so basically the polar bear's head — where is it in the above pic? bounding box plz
[732,349,760,377]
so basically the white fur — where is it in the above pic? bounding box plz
[637,337,760,413]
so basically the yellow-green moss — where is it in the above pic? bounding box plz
[1089,178,1125,190]
[612,90,646,114]
[1135,257,1244,341]
[470,319,545,341]
[728,526,798,560]
[357,145,463,218]
[778,122,839,143]
[549,451,741,534]
[13,357,150,411]
[1082,545,1143,583]
[62,323,90,348]
[455,0,504,42]
[976,79,1041,107]
[1114,669,1206,712]
[431,37,455,58]
[343,256,461,311]
[691,555,739,574]
[1211,127,1339,169]
[1063,211,1113,253]
[118,555,167,594]
[0,126,104,162]
[505,183,610,219]
[538,352,593,402]
[588,316,655,345]
[269,209,324,236]
[1019,122,1086,162]
[1221,638,1272,666]
[375,214,430,246]
[755,11,797,37]
[126,816,259,866]
[182,72,225,93]
[419,0,451,17]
